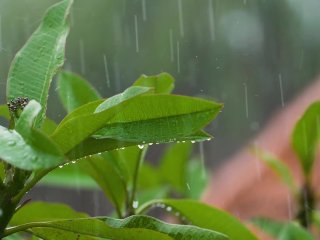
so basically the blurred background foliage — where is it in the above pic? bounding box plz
[1,0,320,172]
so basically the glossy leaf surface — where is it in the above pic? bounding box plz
[292,101,320,175]
[133,73,174,94]
[139,199,257,240]
[6,0,73,127]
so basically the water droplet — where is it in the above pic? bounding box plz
[138,145,144,149]
[191,140,196,143]
[166,206,172,212]
[148,143,153,146]
[71,161,76,164]
[59,165,63,169]
[133,200,139,209]
[7,140,16,146]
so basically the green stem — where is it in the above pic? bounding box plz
[296,180,315,228]
[127,146,148,216]
[3,222,50,237]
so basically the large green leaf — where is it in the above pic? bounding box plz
[6,0,73,127]
[138,199,257,240]
[103,215,227,240]
[10,202,88,226]
[159,142,192,193]
[7,215,227,240]
[133,73,175,94]
[57,71,101,112]
[51,86,151,154]
[292,101,320,175]
[253,147,297,195]
[93,95,221,143]
[0,125,65,170]
[7,218,172,240]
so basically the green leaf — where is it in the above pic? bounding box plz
[57,71,101,112]
[104,215,228,240]
[39,163,98,189]
[93,95,221,143]
[159,142,193,193]
[278,223,314,240]
[139,199,257,240]
[133,73,175,94]
[251,218,286,237]
[0,104,57,134]
[292,101,320,175]
[313,211,320,231]
[10,202,88,226]
[137,187,169,206]
[185,158,208,199]
[77,154,128,216]
[0,105,10,120]
[15,100,41,137]
[253,147,297,195]
[0,125,64,170]
[51,86,151,154]
[9,218,173,240]
[138,163,161,190]
[6,0,73,127]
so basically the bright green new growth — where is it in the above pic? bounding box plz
[292,101,320,176]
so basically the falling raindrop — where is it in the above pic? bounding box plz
[133,200,139,209]
[186,183,191,191]
[79,39,85,74]
[199,142,206,179]
[177,0,184,37]
[176,41,180,73]
[243,82,248,118]
[169,29,174,62]
[134,15,139,53]
[0,15,2,51]
[141,0,147,21]
[7,140,16,146]
[138,145,144,149]
[208,0,215,41]
[279,73,285,107]
[103,54,111,88]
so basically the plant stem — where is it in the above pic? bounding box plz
[3,222,50,237]
[296,181,315,228]
[127,146,148,216]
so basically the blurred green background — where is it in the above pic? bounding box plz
[1,0,320,168]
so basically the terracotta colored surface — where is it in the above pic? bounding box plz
[202,78,320,238]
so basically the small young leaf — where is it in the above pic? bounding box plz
[138,199,258,240]
[133,72,175,94]
[6,0,73,127]
[10,202,88,226]
[253,147,298,195]
[57,71,101,112]
[292,101,320,175]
